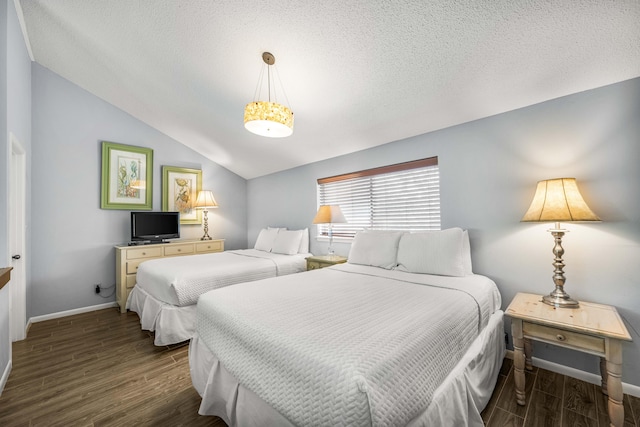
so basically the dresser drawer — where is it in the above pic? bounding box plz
[125,274,137,288]
[196,241,224,253]
[126,247,163,260]
[523,321,605,355]
[126,259,150,275]
[164,244,194,256]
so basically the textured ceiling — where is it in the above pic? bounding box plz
[18,0,640,179]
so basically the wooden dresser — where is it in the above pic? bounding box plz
[115,239,224,313]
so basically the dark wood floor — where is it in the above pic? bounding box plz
[1,307,638,426]
[0,307,224,426]
[481,356,640,426]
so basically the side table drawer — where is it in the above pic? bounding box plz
[307,260,323,270]
[523,321,605,355]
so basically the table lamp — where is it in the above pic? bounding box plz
[194,190,218,240]
[521,178,600,308]
[312,205,347,255]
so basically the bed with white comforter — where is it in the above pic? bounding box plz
[189,228,505,426]
[127,228,310,345]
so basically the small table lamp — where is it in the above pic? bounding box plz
[312,205,347,255]
[521,178,600,308]
[194,190,218,240]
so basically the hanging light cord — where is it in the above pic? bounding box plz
[250,60,293,111]
[273,63,293,111]
[252,63,266,103]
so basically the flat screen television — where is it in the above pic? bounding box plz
[131,211,180,243]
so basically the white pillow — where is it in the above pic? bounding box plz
[272,230,304,255]
[395,228,466,276]
[296,228,309,254]
[254,228,279,252]
[462,230,473,275]
[347,230,403,269]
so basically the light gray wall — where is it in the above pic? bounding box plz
[0,0,10,385]
[30,63,247,317]
[248,77,640,387]
[0,0,31,388]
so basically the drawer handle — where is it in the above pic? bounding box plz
[177,249,181,252]
[142,252,146,256]
[556,334,566,342]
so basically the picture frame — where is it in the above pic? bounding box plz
[162,166,202,224]
[101,141,153,210]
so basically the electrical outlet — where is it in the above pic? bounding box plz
[95,284,101,294]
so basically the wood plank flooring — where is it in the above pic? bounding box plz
[0,308,224,426]
[482,358,640,427]
[1,307,638,426]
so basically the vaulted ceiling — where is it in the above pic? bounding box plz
[18,0,640,179]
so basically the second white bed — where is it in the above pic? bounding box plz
[127,248,310,345]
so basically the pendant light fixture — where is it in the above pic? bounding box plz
[244,52,294,138]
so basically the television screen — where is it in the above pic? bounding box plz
[131,211,180,243]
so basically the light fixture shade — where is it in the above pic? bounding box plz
[312,205,347,224]
[244,101,294,138]
[194,190,219,209]
[521,178,600,222]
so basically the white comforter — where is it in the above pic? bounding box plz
[135,249,309,307]
[196,263,501,427]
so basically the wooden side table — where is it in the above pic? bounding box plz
[506,292,632,427]
[305,255,347,271]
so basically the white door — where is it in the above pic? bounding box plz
[9,133,26,341]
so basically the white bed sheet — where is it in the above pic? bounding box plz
[135,249,310,307]
[127,285,196,346]
[192,263,502,426]
[190,311,505,427]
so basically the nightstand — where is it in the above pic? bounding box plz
[506,292,632,427]
[305,255,347,271]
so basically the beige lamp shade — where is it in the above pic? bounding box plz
[521,178,600,222]
[194,190,219,209]
[312,205,347,224]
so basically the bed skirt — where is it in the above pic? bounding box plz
[189,310,505,426]
[127,286,196,346]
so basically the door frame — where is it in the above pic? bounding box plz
[9,133,26,341]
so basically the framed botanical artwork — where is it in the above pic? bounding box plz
[162,166,202,224]
[101,141,153,210]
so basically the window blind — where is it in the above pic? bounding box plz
[316,157,440,238]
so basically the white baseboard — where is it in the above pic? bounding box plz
[505,350,640,398]
[0,360,12,396]
[27,302,119,327]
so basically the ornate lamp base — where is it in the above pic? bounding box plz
[542,290,579,308]
[542,224,579,308]
[200,210,212,240]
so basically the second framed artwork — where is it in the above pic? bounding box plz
[162,166,202,224]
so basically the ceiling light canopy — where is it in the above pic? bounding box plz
[244,52,294,138]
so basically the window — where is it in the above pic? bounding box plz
[316,157,440,238]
